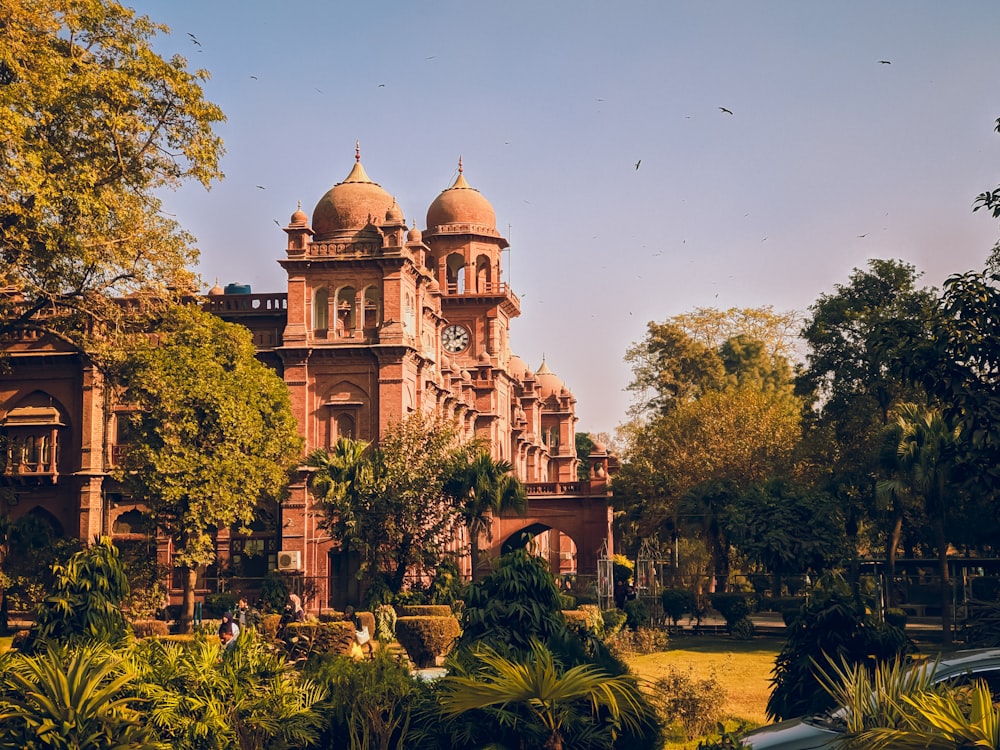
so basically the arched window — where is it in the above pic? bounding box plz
[336,287,356,336]
[363,286,381,331]
[476,254,492,292]
[446,253,465,293]
[313,287,329,331]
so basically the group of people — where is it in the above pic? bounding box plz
[217,593,305,650]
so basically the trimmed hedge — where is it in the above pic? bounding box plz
[261,613,283,640]
[132,619,170,638]
[396,605,453,617]
[284,621,355,659]
[395,615,460,668]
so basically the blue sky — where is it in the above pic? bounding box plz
[132,1,1000,436]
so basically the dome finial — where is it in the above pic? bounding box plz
[355,139,361,163]
[458,155,463,174]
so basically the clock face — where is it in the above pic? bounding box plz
[442,324,471,353]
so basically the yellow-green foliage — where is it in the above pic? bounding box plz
[397,605,453,617]
[261,613,283,640]
[318,609,344,622]
[131,619,170,638]
[562,608,604,638]
[284,621,354,658]
[395,615,461,668]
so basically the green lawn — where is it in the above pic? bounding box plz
[628,635,783,727]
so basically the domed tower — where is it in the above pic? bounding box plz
[277,143,440,451]
[424,158,521,459]
[534,358,578,483]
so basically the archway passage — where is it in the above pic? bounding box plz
[488,493,613,588]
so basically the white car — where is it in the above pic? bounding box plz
[740,648,1000,749]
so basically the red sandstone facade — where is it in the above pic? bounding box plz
[0,151,614,610]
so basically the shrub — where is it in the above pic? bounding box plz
[729,617,755,640]
[562,610,589,630]
[767,575,912,721]
[970,577,1000,602]
[374,604,397,642]
[259,572,288,613]
[710,592,756,628]
[760,595,805,614]
[260,613,283,640]
[661,588,695,626]
[607,626,669,656]
[397,604,452,617]
[284,621,354,660]
[602,608,628,638]
[395,615,460,668]
[308,648,423,750]
[647,664,726,739]
[132,619,170,638]
[885,607,908,629]
[624,596,649,629]
[578,604,604,637]
[318,609,343,623]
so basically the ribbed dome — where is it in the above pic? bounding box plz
[312,148,395,239]
[535,358,569,399]
[426,158,499,233]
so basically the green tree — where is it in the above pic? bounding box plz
[30,536,130,650]
[307,413,471,597]
[0,642,162,750]
[797,259,936,581]
[445,449,527,581]
[114,305,302,631]
[879,403,962,645]
[723,479,847,595]
[437,640,655,750]
[0,0,224,345]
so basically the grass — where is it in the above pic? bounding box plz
[627,635,783,728]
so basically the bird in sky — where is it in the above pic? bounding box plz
[187,32,200,46]
[634,160,641,170]
[719,106,734,115]
[378,83,385,87]
[858,233,869,238]
[256,185,266,190]
[249,75,258,80]
[878,60,892,64]
[272,219,280,226]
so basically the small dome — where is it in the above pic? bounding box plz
[290,202,308,226]
[461,368,472,382]
[425,158,502,240]
[407,224,422,242]
[208,279,224,296]
[385,198,404,224]
[535,358,567,399]
[312,145,395,240]
[478,351,491,365]
[592,441,607,453]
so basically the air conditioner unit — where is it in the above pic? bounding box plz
[277,550,301,571]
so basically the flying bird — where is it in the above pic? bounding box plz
[634,160,641,170]
[255,185,266,190]
[273,219,280,226]
[249,75,258,80]
[858,233,869,238]
[187,32,201,46]
[878,60,891,64]
[719,106,733,115]
[377,83,385,87]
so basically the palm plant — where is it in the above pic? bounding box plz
[437,639,653,750]
[813,653,944,735]
[446,450,527,581]
[127,629,326,750]
[878,403,961,644]
[858,679,1000,750]
[0,642,162,750]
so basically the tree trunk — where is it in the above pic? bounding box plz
[934,517,953,646]
[181,565,197,634]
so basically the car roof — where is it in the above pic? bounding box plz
[930,649,1000,678]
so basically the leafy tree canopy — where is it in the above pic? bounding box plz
[0,0,224,345]
[113,305,302,627]
[307,412,474,597]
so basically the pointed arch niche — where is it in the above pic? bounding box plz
[313,287,329,334]
[335,286,356,338]
[323,380,370,445]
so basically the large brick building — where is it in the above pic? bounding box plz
[0,149,614,610]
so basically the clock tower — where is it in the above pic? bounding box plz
[424,158,521,460]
